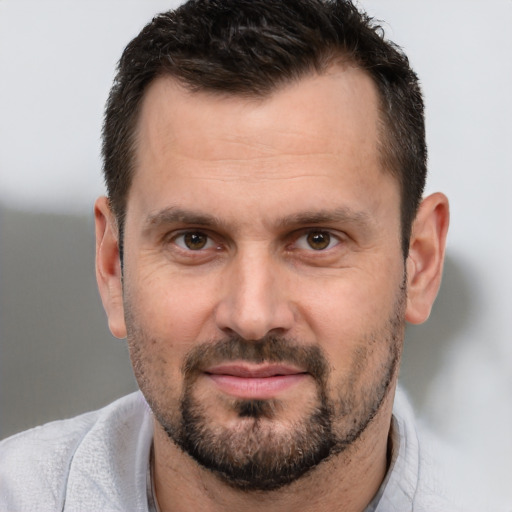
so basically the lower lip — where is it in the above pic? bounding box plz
[206,373,307,399]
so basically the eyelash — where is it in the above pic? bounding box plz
[167,229,344,254]
[172,231,218,251]
[293,230,341,252]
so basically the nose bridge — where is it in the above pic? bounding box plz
[215,243,293,340]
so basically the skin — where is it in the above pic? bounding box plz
[95,64,449,511]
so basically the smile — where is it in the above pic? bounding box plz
[204,363,309,399]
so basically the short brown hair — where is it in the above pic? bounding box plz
[102,0,426,258]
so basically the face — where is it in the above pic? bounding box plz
[114,67,408,490]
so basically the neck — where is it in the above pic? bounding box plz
[152,389,395,512]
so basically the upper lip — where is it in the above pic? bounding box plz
[204,363,306,378]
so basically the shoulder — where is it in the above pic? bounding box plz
[391,387,503,512]
[0,406,103,510]
[0,392,152,512]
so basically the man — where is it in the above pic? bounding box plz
[0,0,459,510]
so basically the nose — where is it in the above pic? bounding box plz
[214,246,295,340]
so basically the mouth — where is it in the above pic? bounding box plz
[203,362,309,399]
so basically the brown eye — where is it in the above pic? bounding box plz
[183,232,209,250]
[306,231,331,250]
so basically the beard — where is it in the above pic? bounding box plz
[169,338,336,491]
[125,284,405,492]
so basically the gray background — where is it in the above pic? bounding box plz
[1,0,511,503]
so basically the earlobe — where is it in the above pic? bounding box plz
[405,193,450,325]
[94,196,127,339]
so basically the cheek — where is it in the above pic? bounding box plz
[122,270,220,399]
[129,268,220,346]
[296,270,403,367]
[124,297,189,410]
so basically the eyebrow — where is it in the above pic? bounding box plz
[144,206,373,232]
[275,208,373,229]
[144,207,225,230]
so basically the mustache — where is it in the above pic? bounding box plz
[182,335,329,384]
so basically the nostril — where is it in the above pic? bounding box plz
[214,300,295,342]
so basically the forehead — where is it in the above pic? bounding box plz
[127,65,397,226]
[135,65,381,171]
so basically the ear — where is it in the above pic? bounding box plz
[94,196,127,339]
[405,192,450,324]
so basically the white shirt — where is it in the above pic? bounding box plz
[0,388,485,511]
